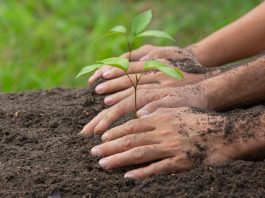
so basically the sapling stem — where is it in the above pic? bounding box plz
[77,10,182,118]
[125,34,139,115]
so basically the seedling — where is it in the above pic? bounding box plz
[76,10,183,114]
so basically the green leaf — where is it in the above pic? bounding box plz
[110,25,127,33]
[75,63,104,79]
[97,57,129,71]
[137,30,175,41]
[132,10,152,35]
[144,60,183,79]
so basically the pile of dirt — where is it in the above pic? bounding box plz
[0,84,265,197]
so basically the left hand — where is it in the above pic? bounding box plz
[90,107,240,179]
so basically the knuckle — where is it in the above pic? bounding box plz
[100,144,110,155]
[159,128,171,136]
[132,147,144,161]
[124,119,136,133]
[121,135,133,149]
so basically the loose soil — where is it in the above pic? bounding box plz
[0,81,265,197]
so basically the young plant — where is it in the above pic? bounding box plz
[76,10,183,114]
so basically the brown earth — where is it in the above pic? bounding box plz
[0,81,265,197]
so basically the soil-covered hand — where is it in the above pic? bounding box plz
[89,107,245,179]
[80,83,208,136]
[88,45,201,84]
[96,59,211,105]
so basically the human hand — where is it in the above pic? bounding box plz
[88,45,201,84]
[102,69,207,106]
[80,83,208,136]
[89,107,239,179]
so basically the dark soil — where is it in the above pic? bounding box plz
[1,82,265,197]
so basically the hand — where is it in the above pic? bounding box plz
[93,57,220,106]
[89,107,241,179]
[88,45,201,84]
[80,83,208,136]
[102,69,207,106]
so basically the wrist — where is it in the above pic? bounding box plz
[186,43,211,67]
[199,78,228,110]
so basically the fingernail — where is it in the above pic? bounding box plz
[104,97,113,105]
[101,132,108,141]
[90,147,100,156]
[99,158,109,169]
[89,76,95,83]
[103,70,111,78]
[140,55,149,61]
[95,85,104,94]
[124,172,135,178]
[78,128,86,136]
[137,109,150,117]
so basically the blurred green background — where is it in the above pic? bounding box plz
[0,0,262,92]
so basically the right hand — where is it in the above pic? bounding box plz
[79,82,209,136]
[88,45,201,84]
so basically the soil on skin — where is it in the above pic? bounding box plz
[1,81,265,197]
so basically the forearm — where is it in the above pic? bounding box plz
[226,106,265,157]
[202,55,265,110]
[190,2,265,67]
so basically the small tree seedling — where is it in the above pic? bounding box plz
[76,10,184,115]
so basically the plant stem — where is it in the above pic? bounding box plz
[125,34,138,116]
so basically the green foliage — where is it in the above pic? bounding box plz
[97,57,129,71]
[76,9,176,79]
[137,30,175,41]
[75,63,104,79]
[110,25,127,34]
[132,10,152,35]
[0,0,261,92]
[144,60,183,79]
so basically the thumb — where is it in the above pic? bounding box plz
[137,99,170,117]
[139,54,151,61]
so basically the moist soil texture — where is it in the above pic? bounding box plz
[0,81,265,197]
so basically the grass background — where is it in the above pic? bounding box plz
[0,0,262,92]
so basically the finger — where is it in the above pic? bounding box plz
[101,117,155,141]
[121,45,153,61]
[97,72,161,95]
[94,89,164,133]
[98,144,168,169]
[104,84,161,106]
[88,66,110,84]
[104,87,134,106]
[91,131,156,157]
[102,61,146,79]
[95,75,131,94]
[124,158,183,179]
[79,109,108,136]
[137,96,185,117]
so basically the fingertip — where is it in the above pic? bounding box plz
[104,97,114,106]
[101,132,109,142]
[124,172,135,179]
[78,126,90,136]
[139,55,149,61]
[136,109,150,117]
[103,70,112,78]
[95,84,104,94]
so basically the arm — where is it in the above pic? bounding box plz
[191,1,265,67]
[203,55,265,110]
[80,55,265,135]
